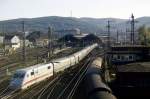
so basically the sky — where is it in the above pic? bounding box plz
[0,0,150,21]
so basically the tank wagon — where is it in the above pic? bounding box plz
[9,43,98,89]
[84,57,116,99]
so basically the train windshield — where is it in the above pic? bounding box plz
[13,72,25,78]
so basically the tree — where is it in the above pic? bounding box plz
[138,25,148,45]
[26,31,41,42]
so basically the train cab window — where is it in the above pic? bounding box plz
[48,66,51,69]
[13,74,19,78]
[31,72,34,76]
[13,73,25,78]
[20,74,24,78]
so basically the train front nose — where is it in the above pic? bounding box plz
[10,71,25,89]
[9,79,22,89]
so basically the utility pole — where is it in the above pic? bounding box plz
[48,26,52,59]
[143,25,147,46]
[22,21,26,65]
[116,30,119,43]
[130,14,138,45]
[124,32,126,45]
[62,30,65,47]
[130,14,135,45]
[106,20,111,49]
[125,28,128,45]
[2,24,5,56]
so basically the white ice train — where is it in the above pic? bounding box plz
[9,43,98,89]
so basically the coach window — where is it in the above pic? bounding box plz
[48,66,51,69]
[113,55,117,60]
[117,55,121,60]
[129,55,133,60]
[121,56,125,61]
[31,72,34,76]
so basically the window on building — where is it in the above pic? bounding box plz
[121,56,125,60]
[113,55,117,60]
[117,55,121,60]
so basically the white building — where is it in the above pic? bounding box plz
[20,39,33,47]
[5,35,21,50]
[36,38,49,47]
[73,33,89,39]
[0,36,4,44]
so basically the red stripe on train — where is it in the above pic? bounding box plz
[23,73,52,86]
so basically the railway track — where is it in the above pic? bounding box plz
[32,49,99,99]
[0,86,19,99]
[30,75,62,99]
[48,58,92,99]
[0,47,77,71]
[8,56,84,99]
[54,51,100,99]
[35,74,65,99]
[0,47,81,99]
[8,76,58,99]
[0,47,78,78]
[0,75,61,99]
[0,77,11,97]
[0,45,101,99]
[0,76,10,84]
[21,56,91,99]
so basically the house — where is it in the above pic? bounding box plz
[4,35,21,50]
[20,39,33,47]
[35,38,49,47]
[55,28,80,35]
[0,36,4,44]
[109,45,150,65]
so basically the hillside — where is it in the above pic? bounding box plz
[0,16,150,35]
